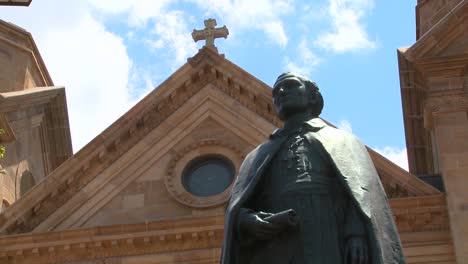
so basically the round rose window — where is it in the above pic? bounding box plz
[182,155,235,197]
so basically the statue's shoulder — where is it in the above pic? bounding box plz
[319,125,359,140]
[311,121,366,151]
[229,138,277,207]
[242,138,275,163]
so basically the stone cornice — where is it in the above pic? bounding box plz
[390,194,450,233]
[398,49,435,175]
[0,215,224,264]
[426,93,468,114]
[415,54,468,77]
[0,195,450,263]
[0,86,65,112]
[0,86,73,173]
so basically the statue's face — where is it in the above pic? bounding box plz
[272,76,311,119]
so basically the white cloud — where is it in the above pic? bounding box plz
[88,0,293,64]
[0,0,87,33]
[87,1,196,70]
[149,11,198,68]
[337,119,353,133]
[284,39,321,76]
[87,0,173,26]
[39,16,134,152]
[127,65,157,102]
[263,21,288,48]
[375,146,409,171]
[0,0,137,152]
[188,0,292,47]
[315,0,376,53]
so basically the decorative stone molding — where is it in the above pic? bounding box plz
[424,94,468,128]
[390,194,450,232]
[382,181,409,198]
[0,215,224,264]
[166,140,245,208]
[426,94,468,114]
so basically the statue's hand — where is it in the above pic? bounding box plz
[345,236,368,264]
[239,211,283,240]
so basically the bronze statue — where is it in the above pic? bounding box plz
[220,72,406,264]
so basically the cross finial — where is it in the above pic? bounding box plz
[192,18,229,52]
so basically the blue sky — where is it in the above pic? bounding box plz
[0,0,417,170]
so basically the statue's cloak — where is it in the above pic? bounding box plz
[220,118,406,264]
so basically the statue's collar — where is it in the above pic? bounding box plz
[270,118,327,139]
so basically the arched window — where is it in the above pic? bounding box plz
[0,200,10,214]
[19,170,35,197]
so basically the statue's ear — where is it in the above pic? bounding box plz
[304,81,323,117]
[304,81,318,102]
[307,94,319,110]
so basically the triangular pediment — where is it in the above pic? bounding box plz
[0,19,53,92]
[33,85,275,231]
[0,48,439,234]
[404,0,467,61]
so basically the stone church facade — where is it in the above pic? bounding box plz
[0,0,466,263]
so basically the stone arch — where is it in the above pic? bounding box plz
[0,199,10,214]
[15,160,36,198]
[19,170,35,197]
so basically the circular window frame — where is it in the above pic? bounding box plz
[165,141,243,208]
[181,154,235,197]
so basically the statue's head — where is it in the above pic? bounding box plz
[272,72,323,121]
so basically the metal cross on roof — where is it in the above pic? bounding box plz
[192,19,229,52]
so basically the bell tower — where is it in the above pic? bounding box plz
[0,19,72,212]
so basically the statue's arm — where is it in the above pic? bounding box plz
[344,200,366,238]
[237,208,282,245]
[344,199,369,264]
[236,208,255,247]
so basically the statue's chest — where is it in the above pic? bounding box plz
[268,132,333,188]
[250,132,344,264]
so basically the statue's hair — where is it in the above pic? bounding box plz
[273,72,324,118]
